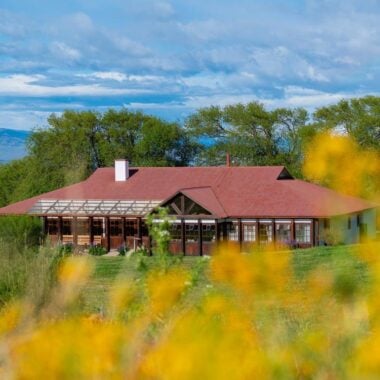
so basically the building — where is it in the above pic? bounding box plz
[0,159,377,255]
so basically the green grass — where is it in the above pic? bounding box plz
[81,245,373,314]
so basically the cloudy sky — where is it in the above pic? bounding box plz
[1,0,380,130]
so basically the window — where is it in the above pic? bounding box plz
[202,223,216,242]
[125,219,137,237]
[77,219,89,235]
[227,222,239,241]
[347,217,351,230]
[185,223,199,242]
[93,218,104,236]
[170,223,182,240]
[110,219,122,236]
[259,223,272,243]
[295,223,311,243]
[47,218,58,235]
[276,223,291,243]
[243,224,256,242]
[62,219,72,235]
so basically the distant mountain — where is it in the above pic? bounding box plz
[0,128,30,163]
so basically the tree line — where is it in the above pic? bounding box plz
[0,96,379,208]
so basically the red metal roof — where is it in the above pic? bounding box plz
[0,166,376,218]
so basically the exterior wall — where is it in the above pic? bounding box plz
[319,208,377,245]
[362,208,377,240]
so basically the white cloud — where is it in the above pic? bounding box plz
[0,74,154,97]
[51,41,81,62]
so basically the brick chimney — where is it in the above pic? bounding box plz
[226,152,231,167]
[115,159,129,181]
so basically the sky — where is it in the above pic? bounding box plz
[1,0,380,130]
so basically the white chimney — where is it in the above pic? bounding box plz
[115,159,129,181]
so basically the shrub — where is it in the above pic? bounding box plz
[118,245,127,256]
[88,245,107,256]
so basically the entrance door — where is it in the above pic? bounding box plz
[110,219,124,249]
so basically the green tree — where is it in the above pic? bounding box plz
[313,96,380,150]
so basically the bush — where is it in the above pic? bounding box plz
[118,245,127,256]
[88,245,107,256]
[57,243,73,257]
[0,216,42,249]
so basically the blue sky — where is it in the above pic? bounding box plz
[1,0,380,130]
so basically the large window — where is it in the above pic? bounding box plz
[62,219,72,235]
[202,223,216,242]
[276,223,291,244]
[227,222,239,241]
[47,218,58,235]
[93,218,104,236]
[296,223,311,243]
[243,224,256,242]
[185,223,199,242]
[110,219,122,236]
[259,223,272,243]
[77,218,89,235]
[125,219,137,237]
[170,223,182,240]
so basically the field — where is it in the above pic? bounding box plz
[82,244,370,313]
[2,242,380,379]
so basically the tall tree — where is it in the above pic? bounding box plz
[313,96,380,150]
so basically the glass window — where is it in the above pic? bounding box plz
[185,223,199,242]
[227,222,239,241]
[295,223,311,243]
[47,218,58,235]
[77,219,89,235]
[93,218,104,236]
[202,223,216,242]
[125,219,137,237]
[259,223,272,243]
[62,219,72,235]
[110,219,122,236]
[170,223,182,240]
[243,224,256,242]
[276,223,291,243]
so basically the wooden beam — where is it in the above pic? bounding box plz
[181,218,186,256]
[89,217,94,246]
[238,219,243,252]
[137,217,142,247]
[73,217,78,247]
[106,217,111,252]
[198,219,203,256]
[215,221,221,242]
[291,220,296,247]
[58,216,63,243]
[122,217,126,245]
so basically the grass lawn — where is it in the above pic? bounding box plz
[82,244,374,314]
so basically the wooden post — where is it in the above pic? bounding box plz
[255,220,259,245]
[122,217,126,246]
[106,217,111,252]
[181,219,186,256]
[272,219,276,245]
[58,216,63,243]
[215,221,220,242]
[291,220,296,247]
[238,219,243,252]
[73,217,78,247]
[198,219,203,256]
[89,217,94,245]
[310,219,315,247]
[223,221,228,241]
[137,217,142,248]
